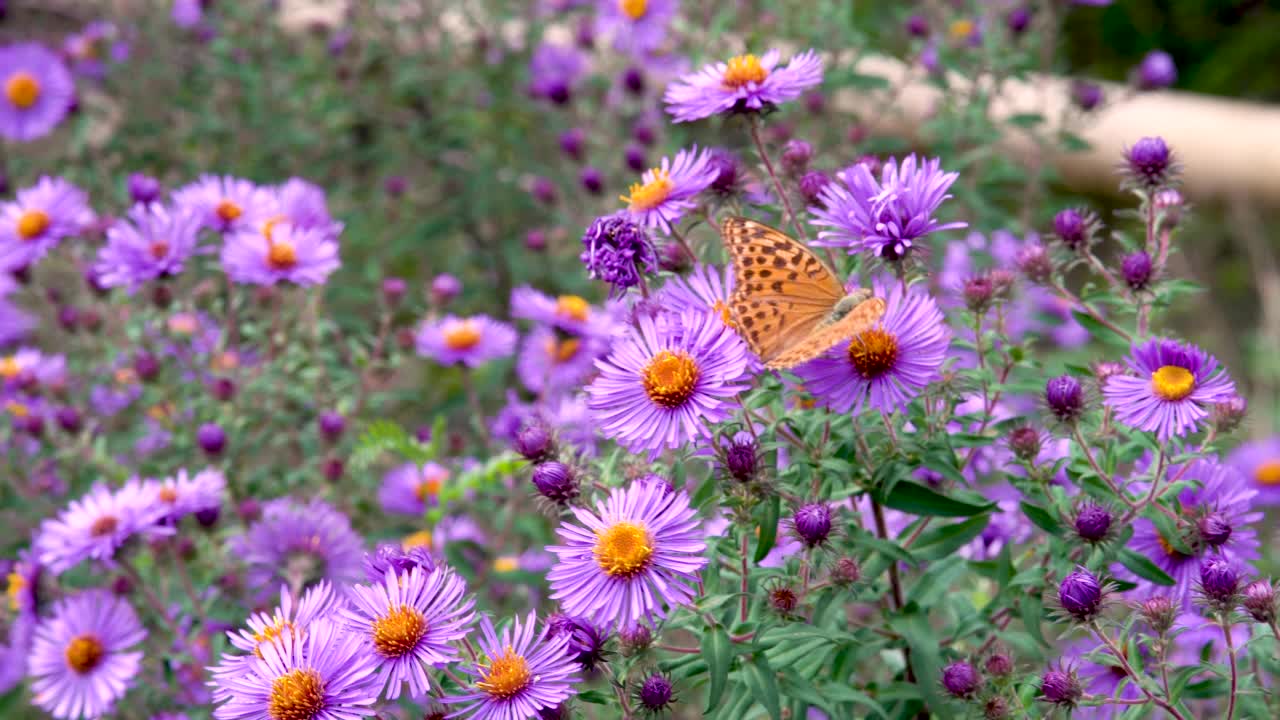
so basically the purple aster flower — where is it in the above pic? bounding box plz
[0,346,66,390]
[1122,136,1176,189]
[1135,50,1177,90]
[94,202,202,291]
[127,173,162,204]
[33,480,172,574]
[0,176,94,272]
[581,213,659,297]
[510,286,616,338]
[1167,611,1250,668]
[1227,436,1280,505]
[790,279,950,415]
[516,326,606,395]
[545,613,608,670]
[664,49,824,122]
[213,581,346,685]
[362,544,437,582]
[171,174,274,234]
[528,42,586,104]
[1072,80,1104,111]
[415,314,517,368]
[656,262,737,328]
[28,590,145,720]
[443,612,580,719]
[791,502,833,548]
[221,222,340,286]
[1072,643,1143,718]
[1102,337,1236,440]
[342,566,475,700]
[810,155,965,261]
[619,145,717,234]
[586,309,750,459]
[0,43,75,142]
[594,0,676,56]
[941,661,981,698]
[211,617,380,720]
[378,461,450,516]
[171,0,204,29]
[230,497,365,590]
[260,177,343,238]
[145,467,224,523]
[547,480,706,626]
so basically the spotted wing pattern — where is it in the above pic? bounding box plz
[720,216,845,364]
[764,296,887,370]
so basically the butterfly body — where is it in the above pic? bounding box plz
[720,216,886,370]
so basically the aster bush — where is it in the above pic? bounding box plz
[2,2,1280,720]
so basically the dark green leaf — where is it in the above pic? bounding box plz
[1019,592,1048,647]
[880,480,996,517]
[754,495,780,564]
[1019,501,1063,536]
[575,690,610,704]
[1070,310,1129,346]
[1117,549,1177,586]
[702,624,732,713]
[911,514,992,560]
[743,654,782,720]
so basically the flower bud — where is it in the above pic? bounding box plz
[1040,665,1082,707]
[1045,375,1085,422]
[1121,251,1153,290]
[128,173,162,204]
[431,273,461,305]
[621,67,645,95]
[1242,579,1277,624]
[1015,242,1052,283]
[237,498,262,523]
[984,697,1010,720]
[1200,558,1239,606]
[1136,50,1177,90]
[196,423,226,456]
[636,673,675,713]
[322,456,344,482]
[724,431,759,482]
[558,128,585,161]
[524,229,547,252]
[1006,7,1031,34]
[134,352,160,382]
[318,411,346,443]
[1124,137,1174,188]
[530,177,557,205]
[1073,502,1112,543]
[708,149,739,194]
[1072,80,1103,111]
[963,275,995,313]
[799,170,831,205]
[514,424,556,463]
[618,623,652,654]
[767,583,799,615]
[380,277,407,306]
[1197,512,1232,548]
[532,461,579,505]
[383,175,408,198]
[984,652,1014,678]
[792,502,832,548]
[906,14,929,37]
[151,282,174,309]
[1007,426,1042,462]
[579,167,603,195]
[941,661,981,699]
[831,556,861,585]
[632,123,656,147]
[1138,595,1177,634]
[1052,208,1093,251]
[658,243,692,274]
[1058,566,1103,621]
[1155,189,1184,230]
[624,145,647,173]
[781,139,813,175]
[804,90,825,114]
[210,376,236,402]
[55,406,82,434]
[1212,395,1248,434]
[56,305,79,332]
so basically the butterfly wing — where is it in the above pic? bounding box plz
[765,296,888,370]
[721,216,846,364]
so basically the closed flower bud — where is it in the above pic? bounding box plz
[383,175,407,197]
[195,506,220,528]
[1045,375,1085,422]
[621,66,645,95]
[708,149,739,194]
[723,431,759,482]
[1040,665,1082,706]
[792,502,833,548]
[781,139,813,175]
[55,406,82,433]
[658,242,692,273]
[1073,502,1112,543]
[431,273,461,305]
[1058,566,1103,620]
[1124,137,1174,188]
[1006,7,1031,34]
[1242,579,1277,624]
[56,305,79,332]
[530,177,557,205]
[831,556,861,585]
[558,127,585,161]
[799,171,831,205]
[514,424,556,463]
[1138,596,1177,634]
[237,498,262,524]
[532,461,579,505]
[211,376,236,402]
[941,661,981,699]
[318,411,346,443]
[196,423,226,456]
[580,167,604,195]
[906,14,929,37]
[1212,395,1248,433]
[1197,511,1232,548]
[1072,81,1104,111]
[322,456,344,482]
[632,123,656,147]
[635,672,676,713]
[624,145,647,173]
[984,652,1014,678]
[1155,188,1184,230]
[1136,50,1177,90]
[1121,251,1153,290]
[1199,557,1239,606]
[963,275,995,313]
[134,352,160,382]
[127,173,161,204]
[618,623,652,654]
[1052,208,1093,251]
[1015,242,1053,283]
[380,277,407,306]
[1007,426,1042,461]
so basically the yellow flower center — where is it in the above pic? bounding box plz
[16,210,50,241]
[477,646,533,699]
[216,200,242,223]
[593,521,653,577]
[1151,365,1195,401]
[555,295,591,322]
[621,169,673,212]
[371,605,427,658]
[158,485,179,503]
[619,0,648,20]
[253,617,298,658]
[149,241,170,261]
[0,355,21,379]
[4,72,40,109]
[267,240,298,270]
[949,19,976,41]
[848,328,899,379]
[722,54,769,89]
[642,350,700,408]
[415,471,445,502]
[402,530,433,549]
[493,556,519,573]
[64,634,105,674]
[90,514,119,537]
[443,320,482,351]
[1255,460,1280,486]
[147,402,174,421]
[4,401,27,418]
[7,572,26,611]
[545,338,581,364]
[268,668,326,720]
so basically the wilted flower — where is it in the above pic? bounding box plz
[580,213,659,297]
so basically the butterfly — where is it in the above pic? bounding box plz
[720,216,887,370]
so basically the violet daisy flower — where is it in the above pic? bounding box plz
[619,145,718,234]
[212,581,346,687]
[379,461,451,516]
[415,314,517,368]
[33,481,172,574]
[28,590,146,720]
[1227,436,1280,505]
[510,286,616,339]
[1102,337,1236,441]
[221,223,340,287]
[586,309,750,459]
[580,213,659,297]
[1069,641,1143,719]
[341,566,475,700]
[547,480,706,626]
[656,263,736,327]
[0,43,75,142]
[211,617,380,720]
[443,612,580,719]
[94,202,202,291]
[145,467,225,523]
[810,155,966,261]
[363,544,437,581]
[264,177,343,238]
[230,498,365,590]
[516,326,607,395]
[594,0,677,57]
[663,49,824,123]
[171,174,272,234]
[0,346,67,390]
[0,176,94,272]
[790,279,951,415]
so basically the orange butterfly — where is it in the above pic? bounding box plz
[720,216,887,370]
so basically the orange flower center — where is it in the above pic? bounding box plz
[90,514,119,537]
[158,486,179,503]
[1156,533,1187,559]
[545,338,581,364]
[493,556,519,573]
[4,72,40,109]
[619,0,648,20]
[722,54,768,88]
[1255,460,1280,486]
[215,200,242,223]
[477,646,533,699]
[262,215,288,242]
[1151,365,1194,401]
[16,210,50,241]
[4,401,27,418]
[949,19,976,41]
[253,617,299,658]
[621,169,673,212]
[268,668,325,720]
[149,240,170,261]
[64,634,105,674]
[402,530,433,549]
[267,240,298,270]
[415,471,445,502]
[642,350,700,408]
[848,328,899,379]
[7,572,27,611]
[594,521,653,577]
[0,355,21,379]
[443,320,482,351]
[372,605,427,658]
[555,295,590,322]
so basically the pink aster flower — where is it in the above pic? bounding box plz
[594,0,678,57]
[379,461,451,516]
[619,145,718,234]
[1227,436,1280,506]
[442,612,580,719]
[33,480,173,574]
[664,49,823,123]
[415,314,517,368]
[0,176,94,272]
[220,223,340,286]
[94,202,203,291]
[0,43,76,142]
[211,581,346,690]
[171,174,273,234]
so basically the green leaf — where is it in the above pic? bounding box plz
[1019,592,1048,647]
[1019,501,1063,536]
[753,495,780,564]
[575,690,610,704]
[703,624,733,713]
[889,614,952,720]
[1070,310,1129,347]
[1117,548,1177,586]
[1007,112,1045,128]
[743,654,782,720]
[911,514,992,560]
[880,480,995,517]
[823,685,890,719]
